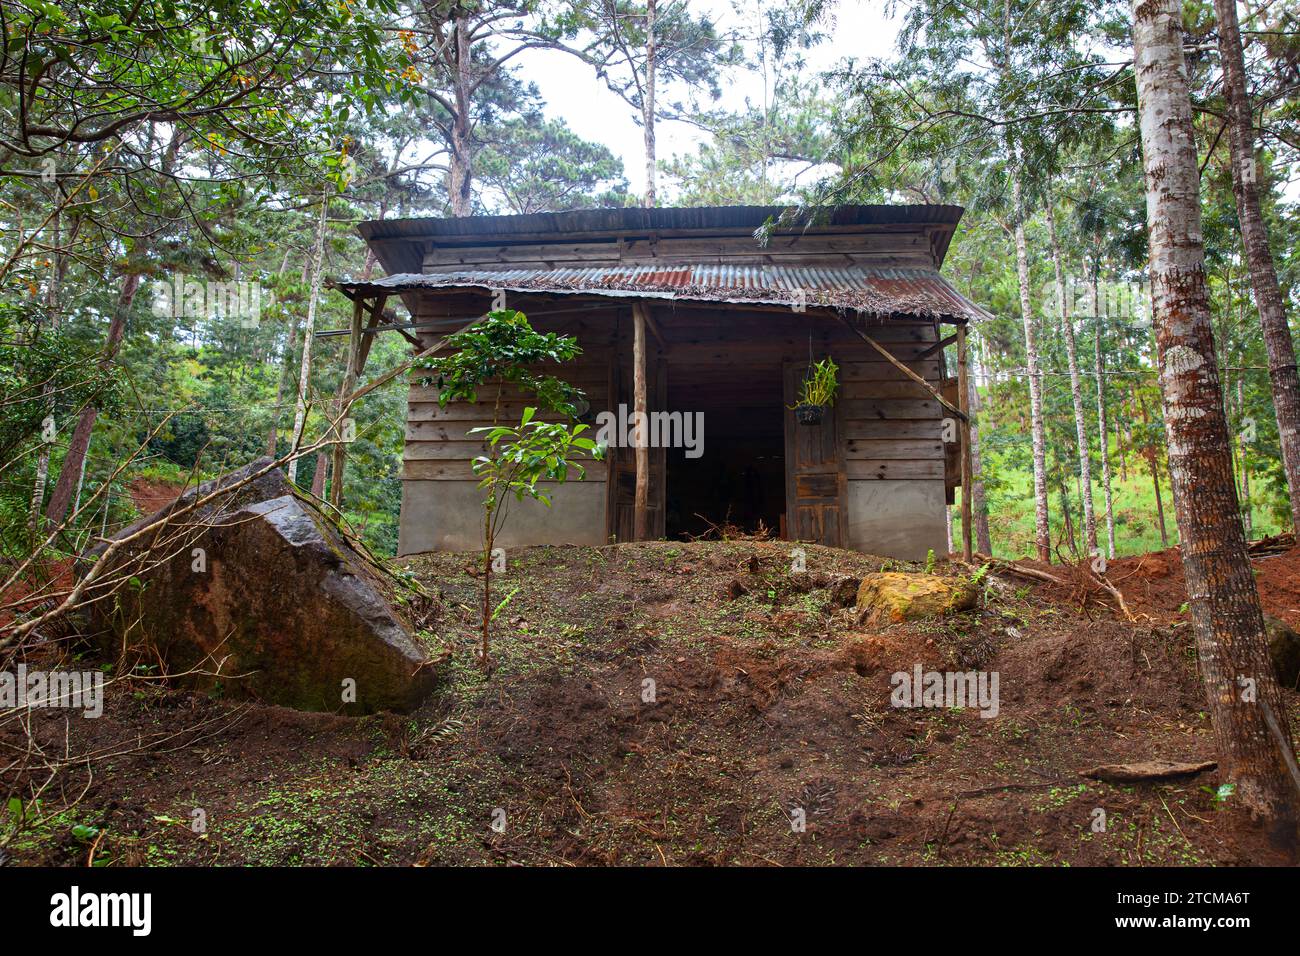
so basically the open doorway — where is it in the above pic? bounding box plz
[664,363,786,539]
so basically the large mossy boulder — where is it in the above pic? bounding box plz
[81,458,439,713]
[855,571,977,623]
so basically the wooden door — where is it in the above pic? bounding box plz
[783,361,846,546]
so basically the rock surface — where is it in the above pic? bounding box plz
[855,571,977,623]
[82,458,439,713]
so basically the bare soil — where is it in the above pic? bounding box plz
[1103,544,1300,630]
[3,540,1297,867]
[128,477,185,516]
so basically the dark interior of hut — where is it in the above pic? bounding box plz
[664,362,786,539]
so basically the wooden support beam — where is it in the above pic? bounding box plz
[640,306,667,351]
[632,301,650,541]
[917,332,958,359]
[837,315,968,423]
[957,324,973,562]
[354,294,388,374]
[342,314,487,411]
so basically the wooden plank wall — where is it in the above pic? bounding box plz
[402,306,619,485]
[838,324,946,481]
[419,225,946,272]
[404,364,611,482]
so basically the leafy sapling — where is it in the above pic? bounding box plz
[418,310,600,671]
[469,408,601,667]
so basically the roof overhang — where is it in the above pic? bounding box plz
[357,204,968,274]
[329,263,991,324]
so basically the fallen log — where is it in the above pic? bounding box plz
[1080,760,1217,784]
[977,557,1066,587]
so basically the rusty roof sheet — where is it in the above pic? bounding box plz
[331,264,990,322]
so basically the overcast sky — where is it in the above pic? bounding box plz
[513,0,902,198]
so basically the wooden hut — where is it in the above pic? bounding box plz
[329,205,989,561]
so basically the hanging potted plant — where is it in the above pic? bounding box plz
[791,358,839,425]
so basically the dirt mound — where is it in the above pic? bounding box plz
[0,557,74,632]
[1104,545,1300,629]
[3,539,1295,867]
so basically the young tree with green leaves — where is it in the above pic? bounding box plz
[417,309,600,670]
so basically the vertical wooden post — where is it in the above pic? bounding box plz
[632,302,650,541]
[329,296,365,510]
[957,323,973,561]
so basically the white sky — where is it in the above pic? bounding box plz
[513,0,902,198]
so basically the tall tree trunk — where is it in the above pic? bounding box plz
[1011,171,1050,561]
[642,0,657,208]
[44,272,142,527]
[1046,201,1097,552]
[967,337,993,554]
[1055,458,1077,556]
[1094,303,1117,558]
[1133,0,1300,841]
[1139,396,1170,548]
[28,416,53,532]
[1238,378,1253,537]
[28,217,61,532]
[447,16,474,217]
[1213,0,1300,533]
[288,191,330,485]
[311,452,329,498]
[1116,407,1129,482]
[267,314,299,457]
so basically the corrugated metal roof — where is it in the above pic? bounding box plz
[330,264,990,322]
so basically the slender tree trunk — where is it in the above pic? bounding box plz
[28,422,52,532]
[1139,396,1170,548]
[447,16,474,217]
[1213,0,1300,533]
[481,518,493,668]
[1238,378,1253,537]
[44,272,142,527]
[967,339,993,554]
[1012,171,1050,561]
[1095,308,1117,558]
[1046,202,1097,553]
[1056,459,1077,557]
[267,314,299,457]
[28,220,60,533]
[1133,0,1300,842]
[642,0,657,208]
[288,191,329,485]
[1116,406,1129,482]
[311,453,329,498]
[479,387,506,670]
